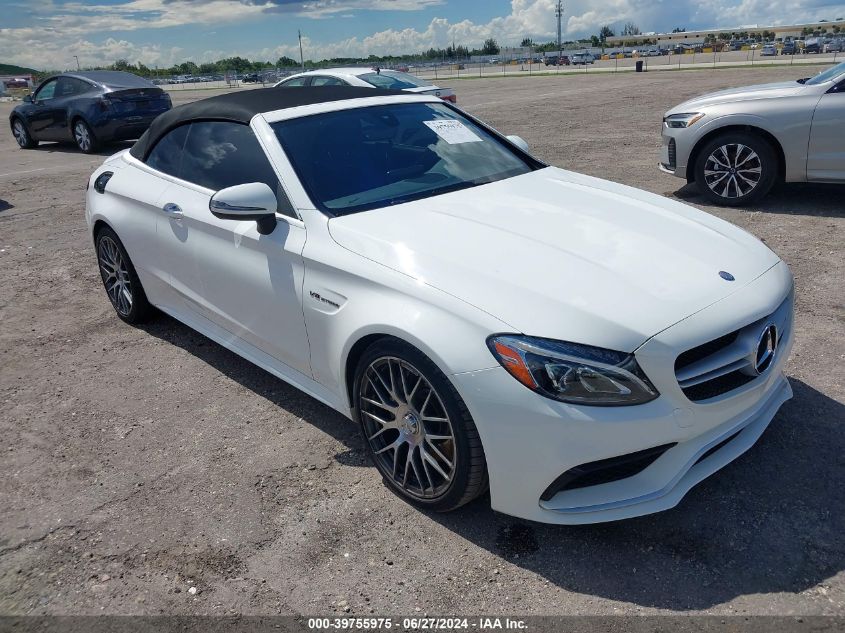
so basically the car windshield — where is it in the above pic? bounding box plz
[358,71,430,90]
[272,102,538,216]
[803,61,845,85]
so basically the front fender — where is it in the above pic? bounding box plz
[300,226,509,412]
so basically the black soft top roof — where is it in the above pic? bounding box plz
[129,85,408,160]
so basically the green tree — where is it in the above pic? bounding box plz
[481,38,500,55]
[672,27,686,33]
[599,25,615,41]
[520,37,534,47]
[622,22,640,36]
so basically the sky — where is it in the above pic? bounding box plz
[3,0,845,70]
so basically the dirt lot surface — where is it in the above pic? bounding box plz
[1,66,843,617]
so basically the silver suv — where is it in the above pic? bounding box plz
[659,62,845,205]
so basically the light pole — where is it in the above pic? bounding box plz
[73,55,80,70]
[298,30,305,71]
[555,0,564,65]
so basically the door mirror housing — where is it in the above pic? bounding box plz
[506,134,530,153]
[23,95,32,103]
[209,182,278,235]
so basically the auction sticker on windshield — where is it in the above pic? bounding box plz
[424,119,482,144]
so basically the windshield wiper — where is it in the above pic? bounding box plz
[797,78,808,84]
[386,181,477,206]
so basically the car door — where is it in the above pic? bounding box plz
[105,124,191,304]
[49,77,86,140]
[155,120,311,375]
[807,78,845,181]
[26,78,60,140]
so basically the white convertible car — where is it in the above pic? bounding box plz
[86,86,794,524]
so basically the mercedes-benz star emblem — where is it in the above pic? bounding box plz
[754,324,777,375]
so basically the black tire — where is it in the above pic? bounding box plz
[353,337,488,512]
[94,226,154,324]
[693,131,778,207]
[73,118,100,153]
[11,117,38,149]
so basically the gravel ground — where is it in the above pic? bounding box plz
[1,66,843,617]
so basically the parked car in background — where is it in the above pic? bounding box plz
[242,73,261,83]
[9,71,171,153]
[274,68,456,103]
[544,55,570,66]
[761,44,778,56]
[781,41,796,55]
[570,53,596,65]
[86,86,795,524]
[804,38,822,54]
[825,39,843,53]
[660,61,845,205]
[3,77,29,89]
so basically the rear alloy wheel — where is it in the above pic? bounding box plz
[73,119,99,153]
[95,227,153,324]
[694,132,777,206]
[354,339,487,512]
[12,118,37,149]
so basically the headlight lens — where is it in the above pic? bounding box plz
[663,112,705,128]
[487,335,659,406]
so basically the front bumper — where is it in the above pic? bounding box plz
[452,261,794,524]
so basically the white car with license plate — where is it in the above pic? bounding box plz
[86,86,794,524]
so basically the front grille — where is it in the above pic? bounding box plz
[667,138,677,169]
[674,292,792,403]
[540,443,676,501]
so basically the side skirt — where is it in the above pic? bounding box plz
[155,303,353,420]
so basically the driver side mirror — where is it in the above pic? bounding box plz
[506,135,530,153]
[23,95,32,103]
[209,182,277,235]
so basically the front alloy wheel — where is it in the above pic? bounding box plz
[694,132,777,206]
[354,339,487,512]
[360,357,457,499]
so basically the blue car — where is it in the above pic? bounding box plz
[9,71,171,153]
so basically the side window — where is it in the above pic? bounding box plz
[56,77,90,98]
[279,76,309,87]
[145,124,189,177]
[310,76,347,86]
[34,79,58,101]
[179,121,295,217]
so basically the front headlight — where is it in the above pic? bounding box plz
[487,335,659,406]
[663,112,705,128]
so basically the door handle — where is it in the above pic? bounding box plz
[162,202,183,219]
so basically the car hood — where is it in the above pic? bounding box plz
[667,81,804,113]
[327,167,780,352]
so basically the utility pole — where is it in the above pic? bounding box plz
[555,0,564,60]
[73,55,80,70]
[298,30,305,71]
